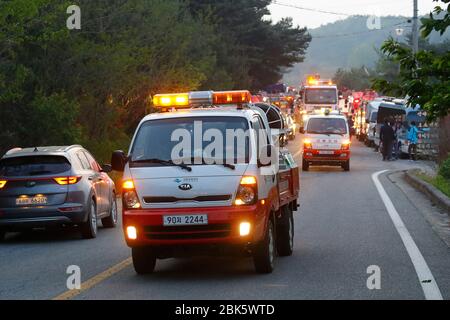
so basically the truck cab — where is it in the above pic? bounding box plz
[301,85,339,115]
[112,90,300,274]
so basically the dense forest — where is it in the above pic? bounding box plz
[0,0,311,161]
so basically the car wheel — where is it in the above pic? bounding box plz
[342,160,350,172]
[302,159,309,171]
[132,247,157,275]
[253,219,276,274]
[81,199,98,239]
[102,195,118,228]
[277,206,294,257]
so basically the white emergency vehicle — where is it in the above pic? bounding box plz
[111,90,300,274]
[300,111,351,171]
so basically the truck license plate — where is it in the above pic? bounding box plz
[163,214,208,226]
[319,151,334,155]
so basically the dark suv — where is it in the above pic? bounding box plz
[0,145,117,240]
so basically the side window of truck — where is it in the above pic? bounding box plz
[252,118,261,159]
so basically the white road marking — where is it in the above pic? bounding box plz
[372,170,443,300]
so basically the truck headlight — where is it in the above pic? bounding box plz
[235,176,257,205]
[122,180,141,209]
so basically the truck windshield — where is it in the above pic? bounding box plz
[130,117,250,166]
[305,89,337,104]
[307,118,348,135]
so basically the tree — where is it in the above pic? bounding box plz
[372,0,450,120]
[333,67,373,91]
[187,0,311,90]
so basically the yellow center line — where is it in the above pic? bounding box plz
[52,257,132,300]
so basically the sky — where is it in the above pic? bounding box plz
[268,0,438,29]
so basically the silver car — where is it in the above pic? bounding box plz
[0,145,117,240]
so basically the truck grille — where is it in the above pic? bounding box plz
[144,224,231,240]
[143,195,231,204]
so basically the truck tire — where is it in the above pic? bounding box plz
[132,247,157,275]
[302,159,309,171]
[102,195,118,228]
[80,199,98,239]
[277,206,294,257]
[342,161,350,172]
[253,219,276,274]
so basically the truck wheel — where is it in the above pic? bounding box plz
[277,206,294,257]
[80,199,98,239]
[132,247,157,275]
[253,219,276,274]
[342,161,350,172]
[102,195,118,228]
[302,159,309,171]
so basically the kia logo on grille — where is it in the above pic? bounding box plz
[179,184,192,191]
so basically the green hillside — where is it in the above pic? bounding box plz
[283,15,449,86]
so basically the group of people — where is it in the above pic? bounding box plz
[379,118,419,161]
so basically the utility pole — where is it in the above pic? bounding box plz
[412,0,419,53]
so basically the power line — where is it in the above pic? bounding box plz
[272,1,353,16]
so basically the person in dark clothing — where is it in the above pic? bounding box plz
[380,118,395,161]
[347,116,355,139]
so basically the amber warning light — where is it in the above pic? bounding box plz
[153,90,252,109]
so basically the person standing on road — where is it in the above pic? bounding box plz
[408,121,419,161]
[347,116,355,139]
[393,121,402,160]
[380,118,395,161]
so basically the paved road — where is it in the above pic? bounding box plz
[1,137,449,300]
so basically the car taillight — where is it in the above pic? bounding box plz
[235,176,257,206]
[54,176,81,185]
[122,180,141,209]
[0,180,7,189]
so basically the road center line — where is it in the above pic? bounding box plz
[52,257,132,300]
[372,170,443,300]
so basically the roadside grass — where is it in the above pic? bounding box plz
[415,172,450,198]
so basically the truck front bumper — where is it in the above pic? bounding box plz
[122,202,269,249]
[303,149,350,165]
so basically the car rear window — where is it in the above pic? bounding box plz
[0,156,71,177]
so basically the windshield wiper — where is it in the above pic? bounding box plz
[180,157,237,170]
[323,132,345,136]
[131,158,192,172]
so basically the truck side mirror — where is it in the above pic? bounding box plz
[299,127,305,134]
[111,150,127,172]
[365,119,370,124]
[101,164,113,173]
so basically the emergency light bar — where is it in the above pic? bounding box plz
[153,90,252,109]
[153,93,189,108]
[213,91,252,105]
